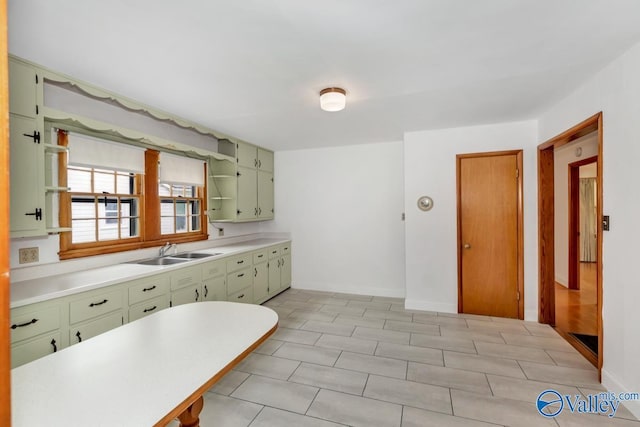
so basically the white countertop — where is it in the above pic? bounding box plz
[10,238,290,308]
[12,301,279,427]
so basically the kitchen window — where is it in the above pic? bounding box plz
[57,130,208,259]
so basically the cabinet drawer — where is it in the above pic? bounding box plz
[170,265,202,291]
[227,267,253,295]
[203,276,226,301]
[171,283,201,307]
[268,246,281,259]
[128,275,169,305]
[282,243,291,254]
[253,250,268,264]
[226,253,252,273]
[69,289,123,324]
[12,331,61,368]
[202,259,226,280]
[129,295,170,322]
[228,286,253,304]
[10,305,60,343]
[70,311,123,345]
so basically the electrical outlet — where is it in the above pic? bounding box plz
[218,228,224,237]
[19,247,39,264]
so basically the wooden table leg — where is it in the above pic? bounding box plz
[177,396,204,427]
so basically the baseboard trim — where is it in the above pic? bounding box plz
[404,299,457,314]
[291,281,405,299]
[602,368,640,419]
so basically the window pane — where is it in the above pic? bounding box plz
[71,198,96,219]
[160,216,174,235]
[94,171,115,194]
[71,219,95,243]
[121,217,139,239]
[190,215,201,232]
[98,218,119,241]
[184,186,194,198]
[68,168,91,192]
[116,173,134,195]
[158,183,171,197]
[175,200,187,233]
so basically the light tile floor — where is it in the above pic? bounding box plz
[173,289,640,427]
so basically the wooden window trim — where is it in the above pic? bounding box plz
[59,139,208,260]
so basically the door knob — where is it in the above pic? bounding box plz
[464,243,471,249]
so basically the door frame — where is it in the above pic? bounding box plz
[568,155,598,290]
[1,0,11,423]
[537,112,603,377]
[456,149,524,319]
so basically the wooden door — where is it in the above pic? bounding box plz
[457,151,523,318]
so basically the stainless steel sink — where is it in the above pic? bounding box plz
[134,257,191,266]
[172,252,222,259]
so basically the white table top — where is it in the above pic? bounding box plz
[12,302,278,427]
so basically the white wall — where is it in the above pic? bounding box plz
[261,141,406,297]
[403,120,539,319]
[538,39,640,417]
[553,133,598,286]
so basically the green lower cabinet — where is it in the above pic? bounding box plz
[281,254,292,288]
[70,311,123,345]
[254,262,269,303]
[171,283,202,307]
[268,259,282,296]
[129,295,170,322]
[11,331,61,368]
[202,276,226,301]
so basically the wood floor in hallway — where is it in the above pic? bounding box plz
[555,262,597,336]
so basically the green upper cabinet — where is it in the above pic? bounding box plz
[208,141,274,223]
[257,148,274,172]
[237,166,258,220]
[237,141,258,168]
[9,58,46,238]
[9,60,39,119]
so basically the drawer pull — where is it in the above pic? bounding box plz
[51,339,57,353]
[237,260,244,264]
[257,254,263,258]
[142,285,157,292]
[143,306,157,313]
[76,331,82,343]
[11,318,39,329]
[254,268,257,277]
[238,273,245,278]
[204,285,208,298]
[89,299,108,307]
[272,251,277,254]
[237,294,245,299]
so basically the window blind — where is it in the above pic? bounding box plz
[159,152,205,186]
[67,132,145,173]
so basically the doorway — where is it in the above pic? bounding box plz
[457,150,524,319]
[538,113,603,375]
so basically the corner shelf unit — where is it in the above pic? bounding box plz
[44,142,71,233]
[207,158,237,222]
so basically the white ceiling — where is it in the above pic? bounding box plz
[8,1,640,151]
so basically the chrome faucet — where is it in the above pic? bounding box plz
[159,242,176,257]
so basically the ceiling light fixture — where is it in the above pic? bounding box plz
[319,87,346,112]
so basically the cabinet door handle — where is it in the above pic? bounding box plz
[89,299,108,307]
[195,289,200,301]
[76,331,82,343]
[51,338,57,353]
[237,260,244,264]
[142,285,156,292]
[11,318,39,329]
[254,158,258,167]
[22,130,40,144]
[143,305,157,313]
[258,207,262,215]
[237,294,245,299]
[277,259,281,268]
[257,254,263,258]
[238,273,244,278]
[254,267,257,277]
[204,285,208,298]
[24,208,42,221]
[258,160,262,168]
